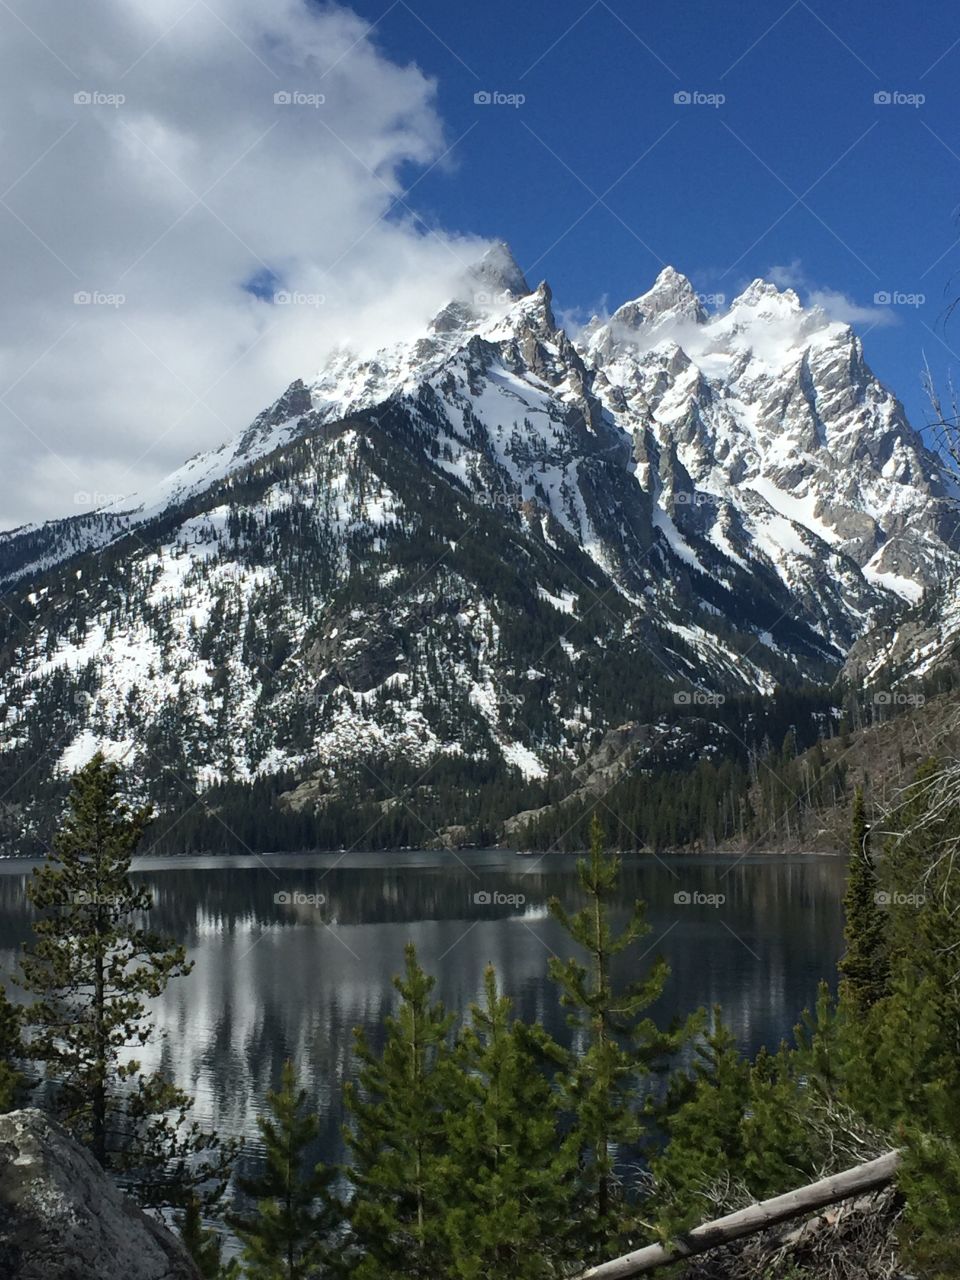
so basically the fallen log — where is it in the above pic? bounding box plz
[577,1150,902,1279]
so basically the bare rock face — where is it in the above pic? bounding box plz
[0,1109,199,1280]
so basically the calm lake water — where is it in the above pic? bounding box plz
[0,850,846,1166]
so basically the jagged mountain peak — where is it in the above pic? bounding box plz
[729,277,803,314]
[5,253,951,611]
[587,270,844,368]
[644,264,700,305]
[609,265,706,330]
[465,240,531,302]
[581,268,953,603]
[484,279,556,338]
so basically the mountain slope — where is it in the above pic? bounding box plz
[0,246,955,852]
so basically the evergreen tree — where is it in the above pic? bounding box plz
[229,1060,339,1280]
[772,891,960,1274]
[0,983,22,1111]
[741,1041,823,1197]
[343,943,456,1279]
[863,768,960,1275]
[17,752,235,1205]
[838,787,889,1010]
[441,964,578,1279]
[178,1193,240,1280]
[793,980,849,1102]
[897,1125,960,1280]
[548,815,693,1256]
[651,1014,752,1235]
[883,763,960,1019]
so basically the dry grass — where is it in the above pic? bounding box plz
[680,1189,905,1279]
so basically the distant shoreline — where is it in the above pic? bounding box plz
[0,846,846,869]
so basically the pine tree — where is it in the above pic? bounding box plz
[17,752,235,1206]
[793,980,849,1100]
[441,964,578,1279]
[343,943,456,1279]
[178,1193,240,1279]
[883,763,960,1019]
[741,1041,823,1197]
[651,1014,752,1235]
[229,1060,339,1280]
[548,815,693,1255]
[838,787,889,1011]
[0,983,22,1111]
[897,1124,960,1280]
[863,767,960,1275]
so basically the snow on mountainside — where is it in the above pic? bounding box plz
[585,268,954,601]
[0,243,956,849]
[845,568,960,689]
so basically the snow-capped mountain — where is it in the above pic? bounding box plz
[0,244,955,851]
[586,268,954,599]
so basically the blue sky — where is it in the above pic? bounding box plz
[3,0,960,526]
[334,0,960,430]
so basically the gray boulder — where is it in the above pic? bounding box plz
[0,1108,200,1280]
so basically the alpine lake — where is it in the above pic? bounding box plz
[0,848,845,1167]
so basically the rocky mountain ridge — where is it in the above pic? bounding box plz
[0,243,955,851]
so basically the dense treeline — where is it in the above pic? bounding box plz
[0,654,941,901]
[138,685,843,854]
[0,671,847,857]
[521,686,846,851]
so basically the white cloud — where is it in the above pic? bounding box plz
[767,261,897,328]
[767,260,805,290]
[554,298,611,345]
[806,288,898,327]
[0,0,490,529]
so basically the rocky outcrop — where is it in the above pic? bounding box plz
[0,1109,200,1280]
[503,717,731,841]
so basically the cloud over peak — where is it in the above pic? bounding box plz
[0,0,490,527]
